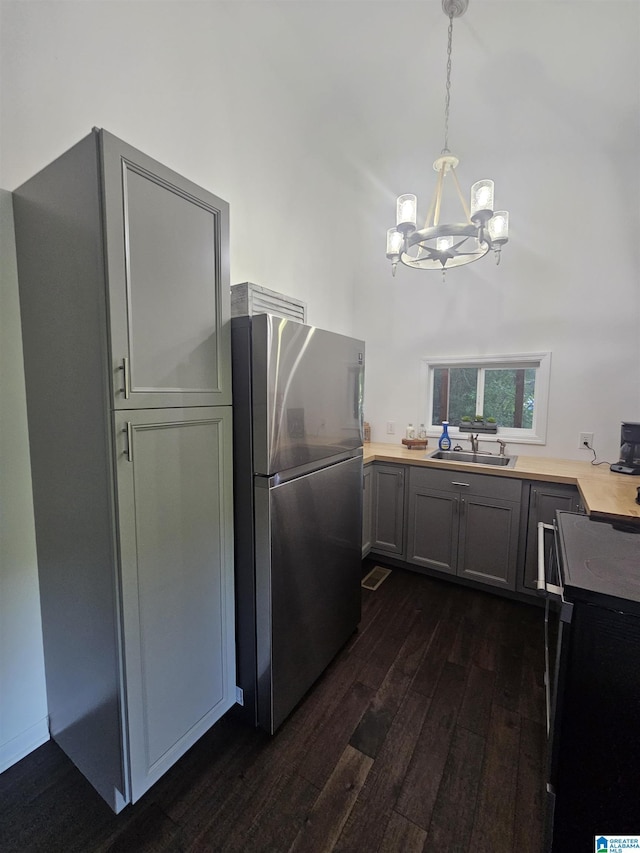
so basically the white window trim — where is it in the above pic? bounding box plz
[420,352,551,445]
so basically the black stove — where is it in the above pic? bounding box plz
[556,511,640,611]
[548,511,640,850]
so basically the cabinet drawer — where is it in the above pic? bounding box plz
[410,466,522,502]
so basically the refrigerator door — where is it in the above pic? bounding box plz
[250,314,364,474]
[254,454,363,734]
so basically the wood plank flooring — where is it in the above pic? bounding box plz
[0,566,546,853]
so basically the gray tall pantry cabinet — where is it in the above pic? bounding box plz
[13,129,236,812]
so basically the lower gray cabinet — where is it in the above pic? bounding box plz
[364,461,583,600]
[34,406,235,813]
[457,492,521,588]
[370,463,406,557]
[405,486,458,575]
[407,467,522,591]
[114,407,236,804]
[521,480,581,592]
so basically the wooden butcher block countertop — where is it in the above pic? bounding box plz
[362,441,640,526]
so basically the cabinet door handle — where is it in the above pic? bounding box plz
[451,481,470,487]
[125,422,133,463]
[532,488,538,508]
[460,497,466,516]
[120,357,130,399]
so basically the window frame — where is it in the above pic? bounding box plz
[421,352,551,445]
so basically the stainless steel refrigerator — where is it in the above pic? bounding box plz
[231,313,365,734]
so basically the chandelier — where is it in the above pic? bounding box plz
[386,0,509,276]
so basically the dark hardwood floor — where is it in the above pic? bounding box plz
[0,566,546,853]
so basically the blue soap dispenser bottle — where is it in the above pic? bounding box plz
[438,421,451,451]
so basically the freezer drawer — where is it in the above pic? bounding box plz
[254,455,362,733]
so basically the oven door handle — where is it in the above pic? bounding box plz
[537,521,563,597]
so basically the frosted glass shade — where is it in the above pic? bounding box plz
[386,228,404,257]
[470,180,494,220]
[396,194,417,231]
[488,211,509,244]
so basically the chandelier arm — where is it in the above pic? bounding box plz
[450,167,472,221]
[433,165,446,227]
[423,186,438,231]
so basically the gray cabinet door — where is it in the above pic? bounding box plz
[458,494,520,590]
[362,464,373,557]
[114,407,235,803]
[371,464,405,556]
[406,486,458,575]
[521,481,580,591]
[101,130,231,410]
[407,467,521,591]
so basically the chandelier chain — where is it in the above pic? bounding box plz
[443,12,454,154]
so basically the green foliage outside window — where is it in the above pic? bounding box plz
[484,368,535,428]
[432,366,536,428]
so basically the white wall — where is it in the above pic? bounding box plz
[0,0,360,334]
[0,190,49,772]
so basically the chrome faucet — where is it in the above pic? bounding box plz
[469,433,480,453]
[496,439,507,456]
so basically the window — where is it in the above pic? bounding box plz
[423,353,551,444]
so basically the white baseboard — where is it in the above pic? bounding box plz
[0,717,50,774]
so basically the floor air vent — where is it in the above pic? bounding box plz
[361,566,392,591]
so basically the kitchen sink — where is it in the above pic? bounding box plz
[428,449,518,468]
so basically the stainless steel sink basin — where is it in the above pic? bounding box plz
[428,449,518,468]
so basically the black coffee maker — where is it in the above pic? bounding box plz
[610,422,640,475]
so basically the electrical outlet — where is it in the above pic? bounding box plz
[235,686,244,706]
[386,421,395,435]
[579,431,594,449]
